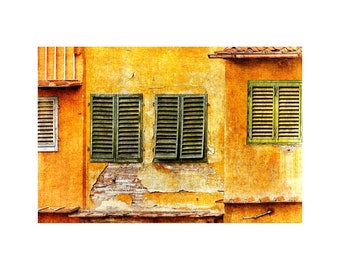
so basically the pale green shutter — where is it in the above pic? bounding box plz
[248,81,302,144]
[248,84,275,143]
[154,95,180,160]
[179,94,207,160]
[116,94,143,162]
[90,95,114,161]
[277,83,302,143]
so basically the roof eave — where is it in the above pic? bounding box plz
[208,52,302,59]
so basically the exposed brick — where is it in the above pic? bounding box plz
[90,164,147,208]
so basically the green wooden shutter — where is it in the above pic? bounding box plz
[180,94,207,160]
[38,97,58,152]
[248,85,275,143]
[277,83,302,143]
[154,95,180,159]
[248,81,302,144]
[90,95,114,161]
[116,94,143,162]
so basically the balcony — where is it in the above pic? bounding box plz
[38,47,82,89]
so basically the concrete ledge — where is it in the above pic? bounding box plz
[69,209,223,218]
[38,80,82,88]
[69,209,224,223]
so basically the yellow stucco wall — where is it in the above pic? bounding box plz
[223,58,303,203]
[84,47,225,210]
[224,203,302,223]
[38,47,303,222]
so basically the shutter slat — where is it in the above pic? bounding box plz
[180,95,206,159]
[154,96,180,159]
[91,95,114,161]
[116,95,142,161]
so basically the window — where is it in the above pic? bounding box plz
[90,94,143,162]
[247,80,302,144]
[38,97,58,152]
[154,94,207,162]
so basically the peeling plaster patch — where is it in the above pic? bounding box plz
[280,145,298,152]
[138,163,220,192]
[160,163,215,176]
[96,198,132,211]
[207,146,215,155]
[90,163,147,209]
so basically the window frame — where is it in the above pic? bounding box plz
[247,80,302,145]
[38,96,59,152]
[90,93,143,163]
[153,94,208,162]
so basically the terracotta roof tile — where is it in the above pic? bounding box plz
[209,46,302,59]
[220,196,301,203]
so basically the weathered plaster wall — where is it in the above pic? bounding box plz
[224,58,302,202]
[84,47,225,211]
[38,47,85,209]
[38,88,85,207]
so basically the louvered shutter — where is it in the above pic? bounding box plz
[90,95,114,161]
[154,95,180,159]
[180,94,207,159]
[248,81,302,144]
[277,84,302,143]
[248,85,275,143]
[116,95,142,162]
[38,97,58,151]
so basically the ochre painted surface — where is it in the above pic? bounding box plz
[38,47,85,211]
[38,48,303,223]
[84,47,225,211]
[224,203,302,223]
[142,191,223,210]
[224,58,302,203]
[38,213,81,223]
[38,88,85,208]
